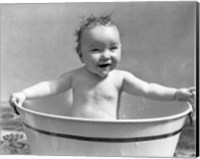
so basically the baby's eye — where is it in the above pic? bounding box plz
[110,46,118,51]
[91,48,100,52]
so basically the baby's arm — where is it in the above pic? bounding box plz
[9,71,72,113]
[22,72,72,99]
[122,71,195,102]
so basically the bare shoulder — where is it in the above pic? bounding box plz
[113,69,134,79]
[59,67,83,80]
[111,69,135,86]
[72,67,88,77]
[114,70,145,86]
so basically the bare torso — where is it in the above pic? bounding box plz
[71,67,123,119]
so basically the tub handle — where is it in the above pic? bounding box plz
[9,101,20,115]
[187,102,195,125]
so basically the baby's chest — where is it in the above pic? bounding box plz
[74,81,120,101]
[72,72,123,100]
[91,85,119,101]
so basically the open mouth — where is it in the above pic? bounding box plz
[98,63,111,68]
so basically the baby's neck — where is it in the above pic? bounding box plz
[83,66,111,80]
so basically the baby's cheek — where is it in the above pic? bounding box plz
[91,54,101,61]
[111,59,119,68]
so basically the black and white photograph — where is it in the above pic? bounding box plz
[1,1,197,158]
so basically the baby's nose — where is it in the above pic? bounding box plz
[101,50,111,60]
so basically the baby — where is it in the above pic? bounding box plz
[10,15,195,120]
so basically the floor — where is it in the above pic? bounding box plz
[0,104,196,157]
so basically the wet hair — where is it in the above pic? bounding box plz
[74,14,117,59]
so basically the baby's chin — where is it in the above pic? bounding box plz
[97,72,110,78]
[85,65,114,78]
[90,69,111,78]
[96,66,113,78]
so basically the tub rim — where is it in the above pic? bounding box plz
[16,101,192,123]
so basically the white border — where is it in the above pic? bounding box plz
[1,0,198,158]
[0,0,198,4]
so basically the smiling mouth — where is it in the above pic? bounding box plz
[98,63,111,68]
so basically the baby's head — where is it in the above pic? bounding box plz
[75,15,122,78]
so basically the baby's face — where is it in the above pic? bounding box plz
[80,25,121,78]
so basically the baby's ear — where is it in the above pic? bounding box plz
[79,53,84,63]
[76,46,84,63]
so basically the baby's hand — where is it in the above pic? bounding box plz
[175,87,196,121]
[175,87,195,103]
[9,92,26,115]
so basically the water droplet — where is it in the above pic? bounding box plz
[122,114,126,118]
[135,142,139,147]
[137,107,143,117]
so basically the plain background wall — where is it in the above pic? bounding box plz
[1,2,195,108]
